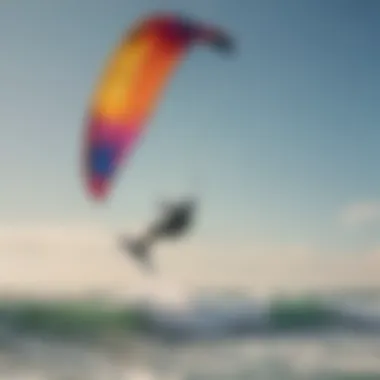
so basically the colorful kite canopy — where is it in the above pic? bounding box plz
[83,12,234,201]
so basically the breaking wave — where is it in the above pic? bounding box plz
[0,291,379,343]
[133,291,380,342]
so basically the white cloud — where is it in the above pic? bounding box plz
[0,222,144,298]
[169,242,380,297]
[340,201,380,227]
[0,223,378,299]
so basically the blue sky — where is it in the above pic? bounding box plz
[1,0,380,263]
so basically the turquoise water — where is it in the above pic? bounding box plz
[0,292,379,379]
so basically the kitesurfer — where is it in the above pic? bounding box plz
[119,197,198,270]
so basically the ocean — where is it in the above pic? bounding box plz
[0,289,379,380]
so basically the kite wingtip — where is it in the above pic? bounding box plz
[86,176,110,202]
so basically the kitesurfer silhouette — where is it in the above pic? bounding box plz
[119,197,197,271]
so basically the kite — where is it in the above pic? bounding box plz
[83,12,234,200]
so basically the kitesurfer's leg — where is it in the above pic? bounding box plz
[126,230,156,258]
